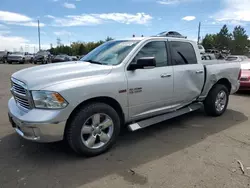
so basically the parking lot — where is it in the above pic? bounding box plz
[0,64,250,188]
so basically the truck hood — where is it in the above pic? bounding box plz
[8,54,24,58]
[12,61,112,90]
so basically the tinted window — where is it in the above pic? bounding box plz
[133,41,168,67]
[170,41,197,65]
[225,56,238,61]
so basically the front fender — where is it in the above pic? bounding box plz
[43,71,129,122]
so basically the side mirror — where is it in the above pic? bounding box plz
[128,57,156,70]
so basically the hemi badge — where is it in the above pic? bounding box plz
[119,89,127,93]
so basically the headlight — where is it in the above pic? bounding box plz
[32,91,68,109]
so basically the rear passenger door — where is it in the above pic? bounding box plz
[169,40,205,105]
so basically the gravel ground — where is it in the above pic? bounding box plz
[0,64,250,188]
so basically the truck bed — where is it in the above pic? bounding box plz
[199,60,240,99]
[201,60,230,65]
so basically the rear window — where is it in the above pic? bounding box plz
[198,45,203,49]
[170,41,197,65]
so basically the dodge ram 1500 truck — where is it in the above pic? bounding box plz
[8,36,241,156]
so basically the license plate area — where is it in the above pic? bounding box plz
[9,115,16,128]
[9,115,22,128]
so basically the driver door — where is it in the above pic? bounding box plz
[126,41,174,121]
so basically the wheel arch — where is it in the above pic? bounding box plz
[64,96,125,139]
[214,78,231,93]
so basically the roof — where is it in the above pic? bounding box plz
[118,36,192,42]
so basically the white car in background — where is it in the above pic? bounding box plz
[226,55,249,62]
[24,53,34,63]
[7,52,26,64]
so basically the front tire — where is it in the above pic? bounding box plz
[204,84,229,116]
[66,103,121,156]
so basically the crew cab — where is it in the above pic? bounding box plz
[7,52,26,64]
[8,36,241,156]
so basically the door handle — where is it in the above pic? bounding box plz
[161,74,171,78]
[196,70,204,74]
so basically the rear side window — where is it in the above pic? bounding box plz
[170,41,197,65]
[225,57,238,61]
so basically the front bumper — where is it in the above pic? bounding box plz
[8,59,25,63]
[8,97,66,142]
[34,58,44,62]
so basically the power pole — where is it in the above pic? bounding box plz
[38,20,41,51]
[57,38,61,47]
[197,22,201,44]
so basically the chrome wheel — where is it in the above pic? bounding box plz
[81,113,114,149]
[215,90,227,112]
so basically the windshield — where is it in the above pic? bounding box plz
[80,40,139,65]
[240,56,248,60]
[226,56,239,61]
[12,52,24,55]
[56,55,66,58]
[36,51,49,56]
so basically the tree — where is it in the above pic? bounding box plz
[216,25,231,51]
[105,36,114,41]
[202,34,217,49]
[78,44,87,55]
[231,26,249,55]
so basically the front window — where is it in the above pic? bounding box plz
[132,41,168,67]
[36,51,50,56]
[56,55,66,58]
[12,52,24,56]
[80,40,139,65]
[0,51,6,55]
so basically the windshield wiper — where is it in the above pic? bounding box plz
[85,59,104,65]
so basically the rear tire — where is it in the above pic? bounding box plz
[66,103,121,157]
[203,84,229,116]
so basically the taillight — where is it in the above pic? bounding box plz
[238,69,242,80]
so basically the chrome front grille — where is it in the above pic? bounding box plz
[11,78,31,110]
[15,96,30,109]
[12,82,26,95]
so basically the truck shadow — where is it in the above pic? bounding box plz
[235,90,250,96]
[0,109,248,187]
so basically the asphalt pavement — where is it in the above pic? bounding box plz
[0,64,250,188]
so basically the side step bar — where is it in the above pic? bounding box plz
[128,103,202,131]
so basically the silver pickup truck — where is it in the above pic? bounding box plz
[8,37,241,156]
